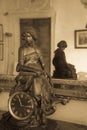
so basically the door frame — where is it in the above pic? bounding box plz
[11,10,56,75]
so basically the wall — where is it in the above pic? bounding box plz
[51,0,87,74]
[0,0,55,75]
[0,0,16,74]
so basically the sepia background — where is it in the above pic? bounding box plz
[0,0,87,128]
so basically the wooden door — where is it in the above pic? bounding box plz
[20,18,51,73]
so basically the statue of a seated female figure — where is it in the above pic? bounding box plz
[0,27,55,130]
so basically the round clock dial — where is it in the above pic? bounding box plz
[8,92,35,120]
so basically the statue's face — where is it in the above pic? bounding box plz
[25,33,33,43]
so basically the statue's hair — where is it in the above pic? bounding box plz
[21,26,37,41]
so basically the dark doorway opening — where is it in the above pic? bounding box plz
[20,18,51,73]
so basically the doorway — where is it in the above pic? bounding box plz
[20,18,51,73]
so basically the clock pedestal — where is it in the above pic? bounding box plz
[0,111,47,130]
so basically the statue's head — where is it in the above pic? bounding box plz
[21,26,37,42]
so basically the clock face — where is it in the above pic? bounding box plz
[9,92,35,120]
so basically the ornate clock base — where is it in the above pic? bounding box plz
[0,112,47,130]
